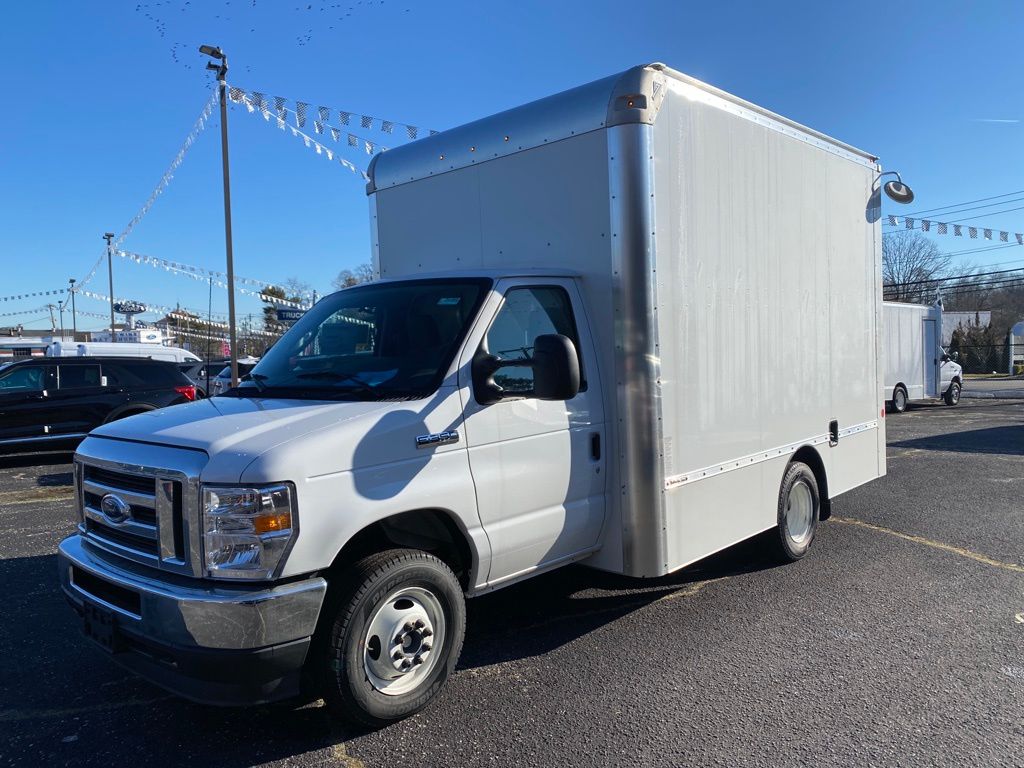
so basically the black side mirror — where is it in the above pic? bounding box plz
[472,333,580,405]
[941,354,950,363]
[532,334,580,401]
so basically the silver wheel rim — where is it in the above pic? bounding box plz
[362,586,446,697]
[950,385,959,403]
[895,389,906,410]
[785,480,814,546]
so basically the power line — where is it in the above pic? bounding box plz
[884,196,1024,226]
[887,274,1024,299]
[885,265,1024,289]
[894,189,1024,219]
[948,204,1024,225]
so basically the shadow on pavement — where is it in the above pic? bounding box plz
[890,424,1024,456]
[0,535,780,762]
[36,471,74,487]
[0,452,74,470]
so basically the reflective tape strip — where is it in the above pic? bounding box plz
[663,420,879,490]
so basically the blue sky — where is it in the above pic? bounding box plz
[1,0,1021,331]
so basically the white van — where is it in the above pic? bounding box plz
[48,341,201,363]
[883,301,963,412]
[59,63,899,726]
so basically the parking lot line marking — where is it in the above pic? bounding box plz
[0,487,73,505]
[0,696,173,723]
[331,743,368,768]
[834,518,1024,574]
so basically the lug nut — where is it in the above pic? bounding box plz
[401,659,412,670]
[414,619,425,629]
[421,627,433,638]
[394,633,404,645]
[413,655,424,665]
[404,621,416,631]
[421,642,432,651]
[392,650,403,660]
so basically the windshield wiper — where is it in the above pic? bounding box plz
[295,370,378,392]
[244,372,268,391]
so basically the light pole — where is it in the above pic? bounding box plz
[200,43,239,388]
[104,232,116,342]
[69,278,77,338]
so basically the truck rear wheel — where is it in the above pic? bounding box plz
[771,462,820,562]
[891,385,908,413]
[319,549,466,727]
[944,381,961,406]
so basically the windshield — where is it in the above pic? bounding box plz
[229,278,490,400]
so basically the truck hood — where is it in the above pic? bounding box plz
[91,396,390,458]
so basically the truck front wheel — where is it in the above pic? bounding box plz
[944,381,961,406]
[771,462,820,562]
[319,549,466,727]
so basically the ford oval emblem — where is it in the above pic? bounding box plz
[100,494,131,525]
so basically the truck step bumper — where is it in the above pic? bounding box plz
[58,534,328,706]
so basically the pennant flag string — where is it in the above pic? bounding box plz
[0,288,67,303]
[228,84,437,145]
[115,249,308,298]
[0,305,48,318]
[885,214,1024,245]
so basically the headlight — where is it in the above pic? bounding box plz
[201,484,297,580]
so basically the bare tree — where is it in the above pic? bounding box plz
[332,263,375,290]
[284,277,312,301]
[882,231,951,302]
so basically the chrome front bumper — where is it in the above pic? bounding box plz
[58,534,327,704]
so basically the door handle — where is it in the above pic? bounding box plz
[590,432,601,460]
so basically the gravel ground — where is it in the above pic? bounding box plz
[1,400,1021,767]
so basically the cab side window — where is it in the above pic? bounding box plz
[0,365,54,392]
[482,286,585,396]
[58,365,102,390]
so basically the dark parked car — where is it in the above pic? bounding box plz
[177,361,212,398]
[0,357,197,453]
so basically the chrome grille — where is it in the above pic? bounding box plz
[79,462,199,576]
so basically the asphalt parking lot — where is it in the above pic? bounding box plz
[1,400,1022,767]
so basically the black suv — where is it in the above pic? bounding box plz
[0,357,197,453]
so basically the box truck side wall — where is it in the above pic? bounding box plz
[651,77,885,572]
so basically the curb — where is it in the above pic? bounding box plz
[960,390,1024,400]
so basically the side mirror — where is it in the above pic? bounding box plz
[941,354,950,363]
[532,334,580,401]
[471,333,580,405]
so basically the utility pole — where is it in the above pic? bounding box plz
[104,232,116,342]
[46,304,57,333]
[200,44,239,388]
[58,301,65,339]
[68,278,77,338]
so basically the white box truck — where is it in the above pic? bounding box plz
[58,63,892,725]
[883,301,963,412]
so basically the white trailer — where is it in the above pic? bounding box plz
[883,301,963,412]
[59,63,895,725]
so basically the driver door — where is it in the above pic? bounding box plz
[457,279,606,585]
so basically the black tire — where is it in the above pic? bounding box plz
[944,381,961,406]
[319,549,466,727]
[891,385,908,414]
[770,462,820,562]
